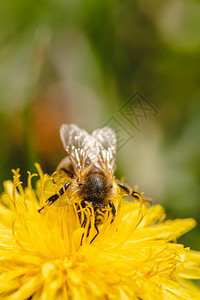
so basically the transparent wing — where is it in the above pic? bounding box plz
[91,126,117,174]
[60,124,93,176]
[60,124,117,176]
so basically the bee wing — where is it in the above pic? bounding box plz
[91,127,117,174]
[60,124,92,176]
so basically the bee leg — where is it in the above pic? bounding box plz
[79,202,94,245]
[90,222,99,244]
[108,200,116,222]
[80,200,86,208]
[117,182,152,203]
[60,168,74,178]
[79,201,92,226]
[80,215,92,246]
[80,213,88,246]
[80,214,87,227]
[38,181,71,213]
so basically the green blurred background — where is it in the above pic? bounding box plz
[0,0,200,250]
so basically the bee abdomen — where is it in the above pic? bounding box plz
[81,170,108,202]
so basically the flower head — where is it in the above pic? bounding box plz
[0,164,200,299]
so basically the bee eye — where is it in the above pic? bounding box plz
[78,183,83,187]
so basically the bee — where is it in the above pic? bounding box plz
[38,124,152,242]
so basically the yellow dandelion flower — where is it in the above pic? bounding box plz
[0,164,200,300]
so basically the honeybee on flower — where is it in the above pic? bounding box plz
[38,124,152,242]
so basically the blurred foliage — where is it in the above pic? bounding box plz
[0,0,200,250]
